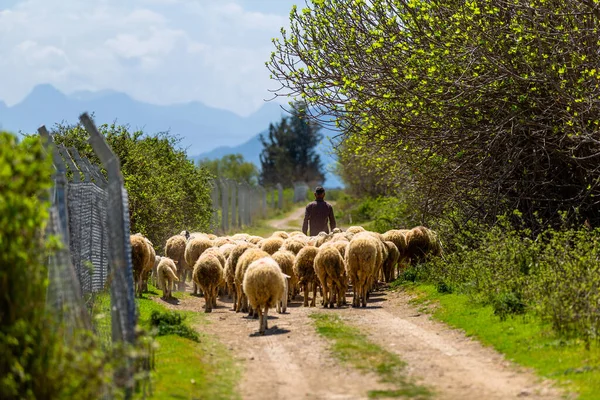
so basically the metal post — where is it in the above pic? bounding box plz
[277,183,283,210]
[219,179,229,233]
[229,180,237,229]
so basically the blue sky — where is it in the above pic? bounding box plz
[0,0,302,116]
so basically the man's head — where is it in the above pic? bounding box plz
[314,186,325,199]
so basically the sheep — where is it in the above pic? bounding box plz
[281,237,306,255]
[314,243,346,308]
[346,226,366,235]
[213,236,234,247]
[199,247,227,298]
[157,257,179,300]
[231,233,251,241]
[293,245,319,307]
[346,234,379,307]
[243,257,286,335]
[314,231,333,247]
[259,236,284,255]
[165,233,189,291]
[331,240,349,259]
[331,227,342,234]
[137,234,156,292]
[248,235,263,245]
[288,231,305,237]
[224,242,254,310]
[151,255,163,287]
[130,234,153,297]
[184,235,213,293]
[271,250,298,301]
[192,253,224,313]
[234,248,271,313]
[219,243,237,260]
[382,241,401,282]
[405,226,442,264]
[383,229,409,276]
[271,230,290,239]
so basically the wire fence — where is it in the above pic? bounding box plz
[40,113,137,398]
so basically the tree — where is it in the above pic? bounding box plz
[259,103,325,187]
[267,0,600,229]
[198,154,259,185]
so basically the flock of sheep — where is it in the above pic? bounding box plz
[130,226,442,335]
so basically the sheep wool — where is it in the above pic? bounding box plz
[382,241,400,283]
[243,257,285,335]
[271,250,297,301]
[346,234,379,307]
[157,257,179,300]
[224,242,254,310]
[314,243,346,308]
[281,237,306,255]
[259,236,285,255]
[234,248,271,313]
[293,245,319,307]
[130,234,152,297]
[192,253,223,313]
[165,233,189,291]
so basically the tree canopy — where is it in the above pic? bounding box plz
[198,154,259,185]
[259,103,325,187]
[268,0,600,229]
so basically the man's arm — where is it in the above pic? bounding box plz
[329,204,336,231]
[302,204,311,235]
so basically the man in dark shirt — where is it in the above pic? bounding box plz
[302,186,336,236]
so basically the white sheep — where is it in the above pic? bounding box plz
[156,257,179,300]
[243,257,286,335]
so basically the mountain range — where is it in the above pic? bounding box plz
[0,84,342,187]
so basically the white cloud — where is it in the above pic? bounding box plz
[0,0,297,115]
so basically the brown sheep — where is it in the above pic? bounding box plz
[405,226,442,264]
[130,234,152,297]
[281,237,306,255]
[293,245,319,307]
[165,233,188,291]
[234,248,270,313]
[243,257,286,335]
[314,243,346,308]
[259,236,284,255]
[192,253,223,313]
[271,231,290,239]
[184,235,213,293]
[382,241,400,282]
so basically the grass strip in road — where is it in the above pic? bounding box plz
[309,313,431,399]
[92,287,240,400]
[400,283,600,400]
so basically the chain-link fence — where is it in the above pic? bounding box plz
[40,113,137,398]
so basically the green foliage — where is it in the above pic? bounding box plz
[0,132,110,399]
[310,313,431,398]
[401,211,600,344]
[259,102,325,187]
[149,310,200,342]
[269,0,600,230]
[50,122,213,249]
[335,194,419,232]
[198,153,259,185]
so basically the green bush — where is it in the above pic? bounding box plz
[335,194,418,232]
[0,132,111,399]
[149,310,200,342]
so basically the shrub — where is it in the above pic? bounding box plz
[0,132,111,399]
[149,311,200,342]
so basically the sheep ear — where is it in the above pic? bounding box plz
[173,260,179,265]
[281,273,291,279]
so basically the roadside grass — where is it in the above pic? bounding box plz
[397,282,600,400]
[309,313,431,399]
[92,286,240,400]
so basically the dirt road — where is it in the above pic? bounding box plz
[157,207,564,399]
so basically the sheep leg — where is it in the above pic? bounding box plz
[302,283,309,307]
[322,283,329,308]
[205,288,212,313]
[311,281,317,307]
[257,307,265,335]
[263,306,269,332]
[212,286,218,308]
[232,284,237,311]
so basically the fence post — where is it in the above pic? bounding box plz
[80,113,136,398]
[259,186,267,218]
[210,180,220,234]
[229,180,237,230]
[277,183,283,210]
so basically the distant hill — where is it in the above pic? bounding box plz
[0,84,284,155]
[0,84,343,187]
